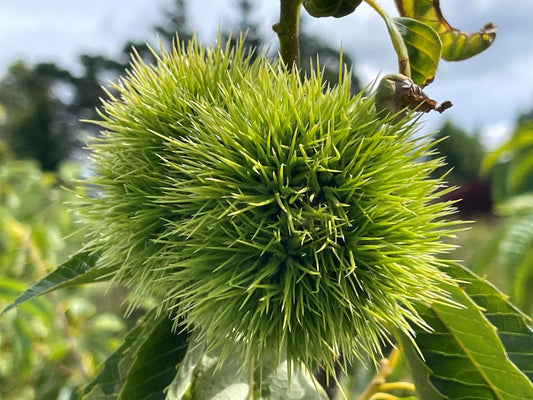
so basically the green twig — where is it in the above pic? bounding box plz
[363,0,411,77]
[272,0,302,69]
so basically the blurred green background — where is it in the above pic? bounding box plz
[1,1,532,399]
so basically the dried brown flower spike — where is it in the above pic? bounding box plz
[375,73,452,120]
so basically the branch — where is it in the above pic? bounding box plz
[273,0,302,70]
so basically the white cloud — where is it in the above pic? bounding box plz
[0,0,166,75]
[0,0,532,141]
[482,121,514,149]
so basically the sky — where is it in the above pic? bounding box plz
[1,1,532,148]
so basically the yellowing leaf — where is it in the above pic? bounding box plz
[395,0,497,61]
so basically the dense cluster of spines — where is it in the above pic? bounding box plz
[83,37,459,374]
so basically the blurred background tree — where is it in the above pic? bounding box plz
[473,116,533,315]
[430,120,492,217]
[0,0,361,174]
[0,62,76,171]
[431,120,485,185]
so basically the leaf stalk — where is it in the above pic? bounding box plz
[363,0,411,77]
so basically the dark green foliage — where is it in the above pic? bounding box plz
[0,62,76,170]
[69,55,125,121]
[432,120,486,184]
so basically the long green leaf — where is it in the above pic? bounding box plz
[1,250,107,314]
[120,314,188,399]
[395,0,497,61]
[446,264,533,382]
[0,277,54,319]
[393,17,441,86]
[84,309,189,400]
[401,266,533,399]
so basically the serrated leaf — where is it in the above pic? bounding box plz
[393,17,441,86]
[400,267,533,399]
[0,277,54,319]
[395,0,497,61]
[84,309,189,400]
[1,250,107,314]
[446,264,533,382]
